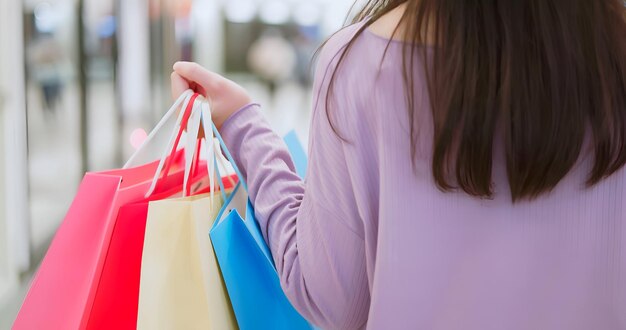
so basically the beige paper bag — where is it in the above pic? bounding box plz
[137,193,237,330]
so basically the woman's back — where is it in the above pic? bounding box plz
[312,21,626,328]
[174,1,626,328]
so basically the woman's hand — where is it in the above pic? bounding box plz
[171,61,251,129]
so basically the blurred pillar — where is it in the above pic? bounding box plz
[159,0,178,118]
[0,0,31,289]
[78,0,89,173]
[192,0,224,72]
[112,0,124,166]
[0,63,10,303]
[118,0,150,128]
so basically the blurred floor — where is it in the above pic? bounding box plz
[0,78,311,328]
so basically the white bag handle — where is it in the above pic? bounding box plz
[213,137,236,188]
[182,99,204,197]
[123,90,193,169]
[201,99,216,200]
[181,97,219,209]
[144,92,196,198]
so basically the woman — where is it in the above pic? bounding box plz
[171,1,626,329]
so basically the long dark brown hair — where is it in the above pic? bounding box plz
[324,0,626,201]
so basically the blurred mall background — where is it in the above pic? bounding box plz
[0,0,359,326]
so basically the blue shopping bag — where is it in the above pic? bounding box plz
[209,127,312,330]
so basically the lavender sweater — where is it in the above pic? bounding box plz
[220,22,626,330]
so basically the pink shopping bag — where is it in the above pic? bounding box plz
[13,152,191,329]
[14,92,201,329]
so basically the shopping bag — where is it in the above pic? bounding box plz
[86,92,215,330]
[87,201,149,330]
[136,95,238,330]
[136,193,236,330]
[13,152,188,330]
[205,105,312,329]
[86,167,231,329]
[13,91,198,330]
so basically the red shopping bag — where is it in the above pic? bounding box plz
[87,202,150,330]
[86,170,237,330]
[14,92,200,330]
[87,133,236,330]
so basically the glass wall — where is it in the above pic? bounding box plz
[0,0,29,326]
[23,0,82,262]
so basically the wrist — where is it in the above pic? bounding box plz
[218,103,260,131]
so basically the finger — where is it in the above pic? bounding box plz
[173,61,223,93]
[188,81,208,97]
[170,72,190,100]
